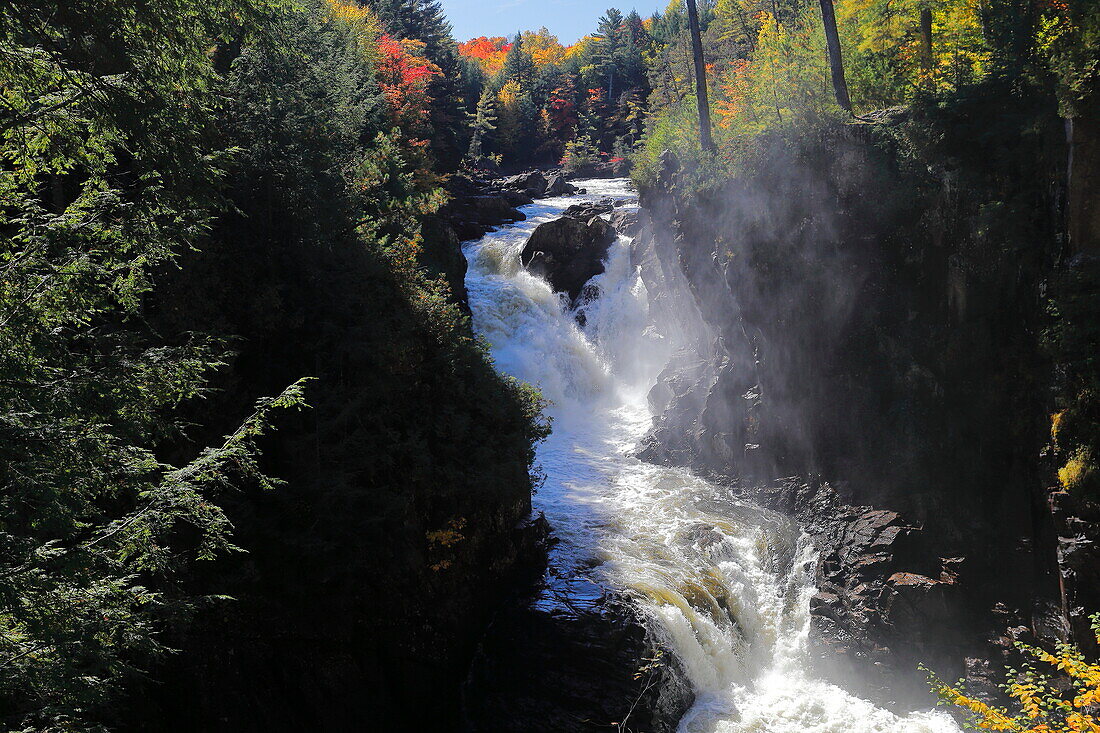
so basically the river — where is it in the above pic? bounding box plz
[462,178,962,732]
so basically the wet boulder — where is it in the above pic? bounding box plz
[503,171,549,197]
[521,216,617,302]
[438,183,526,242]
[465,583,693,733]
[563,160,618,179]
[467,195,526,226]
[501,190,535,208]
[544,173,577,197]
[563,197,616,220]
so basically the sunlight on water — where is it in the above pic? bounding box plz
[463,179,962,733]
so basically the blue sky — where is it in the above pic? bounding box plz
[441,0,666,45]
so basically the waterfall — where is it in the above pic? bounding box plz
[463,179,962,732]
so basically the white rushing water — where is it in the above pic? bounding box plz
[463,179,962,733]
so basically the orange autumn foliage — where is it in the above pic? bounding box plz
[457,36,512,74]
[459,32,576,74]
[715,59,752,129]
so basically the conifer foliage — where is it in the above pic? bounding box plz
[0,0,308,728]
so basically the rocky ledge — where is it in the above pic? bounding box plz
[464,559,693,732]
[438,173,531,244]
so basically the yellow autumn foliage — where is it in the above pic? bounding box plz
[930,615,1100,732]
[834,0,991,102]
[1059,449,1096,493]
[325,0,382,65]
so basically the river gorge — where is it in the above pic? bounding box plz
[463,179,964,732]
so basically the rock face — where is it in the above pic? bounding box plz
[610,208,640,237]
[421,217,470,311]
[521,216,617,302]
[465,581,693,732]
[632,127,1067,710]
[1050,490,1100,655]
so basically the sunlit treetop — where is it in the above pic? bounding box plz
[457,36,512,74]
[459,30,579,73]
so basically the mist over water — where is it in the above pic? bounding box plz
[463,179,961,732]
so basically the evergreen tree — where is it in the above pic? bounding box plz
[460,53,488,101]
[502,32,536,87]
[468,88,498,160]
[594,8,626,99]
[0,0,306,728]
[621,10,651,91]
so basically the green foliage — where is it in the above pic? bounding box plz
[0,0,313,729]
[0,0,552,726]
[1033,0,1100,118]
[835,0,993,107]
[560,135,603,174]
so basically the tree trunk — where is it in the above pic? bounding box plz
[818,0,852,111]
[686,0,716,152]
[918,7,933,87]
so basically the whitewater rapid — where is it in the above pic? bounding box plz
[463,179,961,733]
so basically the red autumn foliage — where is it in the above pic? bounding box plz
[376,33,439,131]
[378,34,437,94]
[544,79,578,139]
[375,33,440,179]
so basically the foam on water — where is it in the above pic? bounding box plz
[463,178,961,732]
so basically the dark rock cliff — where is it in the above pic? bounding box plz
[464,577,693,733]
[632,114,1072,708]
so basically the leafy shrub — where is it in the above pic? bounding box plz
[560,135,603,174]
[1059,448,1099,496]
[928,615,1100,731]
